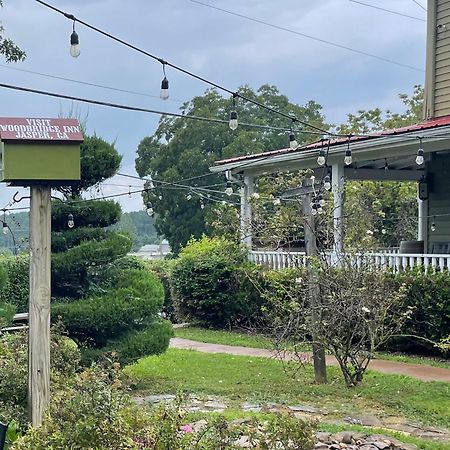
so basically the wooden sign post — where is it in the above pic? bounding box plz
[0,117,82,426]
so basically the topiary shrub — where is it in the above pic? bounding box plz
[171,236,247,328]
[0,254,29,312]
[53,269,164,347]
[114,319,173,365]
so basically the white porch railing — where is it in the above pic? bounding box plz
[249,250,450,272]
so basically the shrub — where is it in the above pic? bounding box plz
[389,270,450,354]
[145,259,177,320]
[171,236,247,328]
[0,302,16,329]
[51,227,108,253]
[0,327,80,427]
[114,320,173,365]
[0,254,29,312]
[52,232,132,297]
[53,269,164,346]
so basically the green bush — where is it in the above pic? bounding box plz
[145,259,177,321]
[171,236,247,328]
[53,269,164,346]
[388,270,450,354]
[0,302,16,329]
[52,199,122,231]
[51,227,108,253]
[0,254,29,312]
[52,232,132,297]
[115,320,173,365]
[0,328,80,427]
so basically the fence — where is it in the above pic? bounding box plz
[249,250,450,272]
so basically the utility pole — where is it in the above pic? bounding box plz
[302,189,327,384]
[28,185,51,426]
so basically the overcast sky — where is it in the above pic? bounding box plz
[0,0,426,212]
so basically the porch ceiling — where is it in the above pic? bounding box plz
[211,124,450,181]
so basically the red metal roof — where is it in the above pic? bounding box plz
[214,115,450,166]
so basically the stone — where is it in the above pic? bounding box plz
[371,441,390,449]
[314,444,329,450]
[190,419,208,433]
[235,435,252,448]
[288,405,322,414]
[335,432,353,444]
[359,445,378,450]
[203,401,226,411]
[316,432,333,444]
[242,402,262,412]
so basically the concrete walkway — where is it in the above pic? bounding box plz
[170,338,450,383]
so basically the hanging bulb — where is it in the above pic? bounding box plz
[229,95,238,130]
[158,195,163,200]
[146,205,154,217]
[317,206,324,214]
[416,146,424,165]
[160,77,169,100]
[344,137,352,165]
[384,159,389,171]
[225,185,233,196]
[70,22,80,58]
[324,174,331,191]
[431,219,436,232]
[273,198,281,206]
[186,193,192,200]
[289,131,298,149]
[318,194,326,207]
[67,214,74,229]
[200,201,205,210]
[229,110,238,130]
[2,222,7,235]
[311,206,318,216]
[317,148,326,166]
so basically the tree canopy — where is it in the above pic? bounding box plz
[135,85,328,253]
[0,1,26,63]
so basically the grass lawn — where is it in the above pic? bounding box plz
[126,348,450,430]
[174,326,450,369]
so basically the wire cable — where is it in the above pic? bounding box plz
[411,0,427,12]
[0,63,185,102]
[348,0,425,22]
[188,0,424,72]
[34,0,333,135]
[0,81,331,136]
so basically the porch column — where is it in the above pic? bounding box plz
[332,163,345,262]
[240,174,254,249]
[418,198,428,250]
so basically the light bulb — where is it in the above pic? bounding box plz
[158,195,163,200]
[186,194,192,200]
[2,223,7,235]
[229,111,238,130]
[324,175,331,191]
[318,206,324,214]
[431,221,436,232]
[67,214,74,229]
[160,77,169,100]
[273,198,281,206]
[317,148,326,166]
[200,202,205,210]
[147,207,154,217]
[289,132,298,149]
[344,150,352,165]
[319,198,326,207]
[70,31,80,58]
[225,186,233,196]
[311,207,318,216]
[416,148,424,165]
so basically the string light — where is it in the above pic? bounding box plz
[289,128,298,149]
[160,63,169,100]
[317,139,326,166]
[146,202,154,217]
[2,221,8,235]
[323,174,331,191]
[225,181,233,196]
[384,158,389,171]
[70,21,80,58]
[273,198,281,206]
[431,217,436,232]
[67,213,74,228]
[318,193,326,207]
[416,137,424,165]
[229,96,238,130]
[186,193,192,200]
[344,136,353,165]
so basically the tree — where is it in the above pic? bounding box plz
[135,85,327,253]
[0,1,26,62]
[339,85,424,249]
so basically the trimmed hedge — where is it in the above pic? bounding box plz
[53,269,164,346]
[171,236,247,328]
